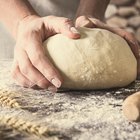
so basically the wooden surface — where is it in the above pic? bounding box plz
[0,59,140,140]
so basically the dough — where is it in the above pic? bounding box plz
[43,27,137,90]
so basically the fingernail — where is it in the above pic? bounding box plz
[48,86,57,93]
[51,78,61,88]
[70,27,80,34]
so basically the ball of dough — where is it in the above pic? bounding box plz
[43,27,137,90]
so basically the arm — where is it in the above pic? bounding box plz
[75,0,140,79]
[0,0,37,38]
[0,0,80,90]
[76,0,110,21]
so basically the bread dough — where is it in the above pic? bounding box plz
[43,27,137,90]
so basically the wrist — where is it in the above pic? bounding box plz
[15,14,40,39]
[19,14,40,22]
[75,15,105,23]
[76,0,109,22]
[76,14,104,22]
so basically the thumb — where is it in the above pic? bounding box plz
[75,16,95,28]
[44,16,80,39]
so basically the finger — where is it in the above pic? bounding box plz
[16,49,50,89]
[126,41,140,79]
[129,43,140,79]
[124,38,140,79]
[25,34,63,88]
[11,61,32,87]
[122,32,139,58]
[75,16,95,28]
[126,40,140,79]
[43,16,80,39]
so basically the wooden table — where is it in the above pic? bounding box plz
[0,59,140,140]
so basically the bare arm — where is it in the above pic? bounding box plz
[0,0,80,90]
[76,0,110,21]
[0,0,37,38]
[75,0,140,80]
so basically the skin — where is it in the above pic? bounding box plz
[75,16,140,79]
[0,0,80,91]
[0,0,139,91]
[76,0,110,21]
[75,0,140,79]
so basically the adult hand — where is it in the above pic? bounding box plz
[75,16,140,79]
[11,15,80,90]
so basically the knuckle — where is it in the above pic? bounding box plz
[20,66,29,75]
[45,67,57,80]
[129,32,135,40]
[48,68,62,83]
[126,32,135,39]
[19,77,30,87]
[38,80,50,88]
[124,31,135,39]
[46,71,54,79]
[31,53,43,66]
[20,62,30,75]
[31,58,39,67]
[129,32,135,37]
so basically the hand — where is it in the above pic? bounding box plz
[11,15,80,90]
[75,16,140,79]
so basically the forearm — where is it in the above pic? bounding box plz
[0,0,37,38]
[76,0,110,21]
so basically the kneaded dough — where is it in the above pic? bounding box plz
[43,27,137,90]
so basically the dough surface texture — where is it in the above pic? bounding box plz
[43,27,137,90]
